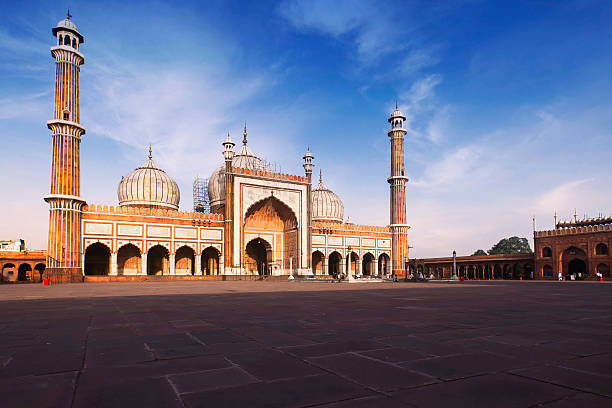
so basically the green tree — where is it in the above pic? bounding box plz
[471,249,487,256]
[488,236,532,255]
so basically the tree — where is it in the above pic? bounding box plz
[471,249,487,256]
[488,237,532,255]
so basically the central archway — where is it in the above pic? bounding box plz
[569,259,587,280]
[562,246,587,280]
[244,196,298,274]
[245,238,271,275]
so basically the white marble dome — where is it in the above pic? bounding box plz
[118,151,180,210]
[312,171,344,223]
[208,135,270,209]
[56,18,79,32]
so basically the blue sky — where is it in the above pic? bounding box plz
[2,0,612,256]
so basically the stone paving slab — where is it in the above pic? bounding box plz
[1,280,612,407]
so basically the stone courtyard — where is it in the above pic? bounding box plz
[1,281,611,407]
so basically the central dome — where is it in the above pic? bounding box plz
[312,170,344,223]
[208,128,270,211]
[117,148,180,210]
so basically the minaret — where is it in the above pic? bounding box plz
[303,148,314,274]
[222,132,235,274]
[387,104,410,276]
[44,12,86,283]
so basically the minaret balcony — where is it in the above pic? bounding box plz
[47,119,86,134]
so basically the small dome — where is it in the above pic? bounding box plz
[118,149,180,210]
[52,14,84,43]
[208,130,270,209]
[388,104,406,122]
[312,170,344,223]
[57,19,79,32]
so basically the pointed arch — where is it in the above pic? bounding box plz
[84,242,111,276]
[312,250,324,275]
[244,196,298,273]
[378,253,390,276]
[362,252,375,276]
[17,263,32,281]
[175,245,195,275]
[2,263,16,282]
[148,245,169,275]
[201,246,220,275]
[245,237,272,275]
[328,251,342,276]
[117,243,141,275]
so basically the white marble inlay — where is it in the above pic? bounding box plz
[118,224,143,236]
[175,228,197,239]
[147,226,171,238]
[201,229,222,240]
[85,222,112,235]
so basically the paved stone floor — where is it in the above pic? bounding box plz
[1,281,611,408]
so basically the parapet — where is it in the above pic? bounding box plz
[313,220,391,233]
[535,223,612,238]
[232,167,307,183]
[82,204,224,221]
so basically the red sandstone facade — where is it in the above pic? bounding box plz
[0,251,46,283]
[534,220,612,280]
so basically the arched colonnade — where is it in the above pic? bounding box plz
[83,242,222,276]
[0,261,46,283]
[311,250,390,277]
[416,261,534,280]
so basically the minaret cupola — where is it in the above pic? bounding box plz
[52,11,84,50]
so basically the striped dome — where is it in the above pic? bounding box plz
[312,171,344,223]
[208,132,270,209]
[118,151,180,210]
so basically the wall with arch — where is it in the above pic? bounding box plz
[535,227,612,280]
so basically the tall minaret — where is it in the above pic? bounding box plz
[387,104,410,276]
[44,12,86,283]
[303,148,314,274]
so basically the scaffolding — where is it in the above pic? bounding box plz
[193,177,210,213]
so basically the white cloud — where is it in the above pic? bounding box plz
[404,102,612,258]
[278,0,393,63]
[0,91,49,120]
[278,0,439,74]
[399,48,439,76]
[402,74,442,111]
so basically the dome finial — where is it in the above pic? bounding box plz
[148,144,152,160]
[243,122,248,145]
[67,9,72,20]
[319,169,322,184]
[395,100,398,110]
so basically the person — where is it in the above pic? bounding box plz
[428,272,434,280]
[558,272,562,281]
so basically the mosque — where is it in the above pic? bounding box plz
[21,13,608,285]
[43,15,409,283]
